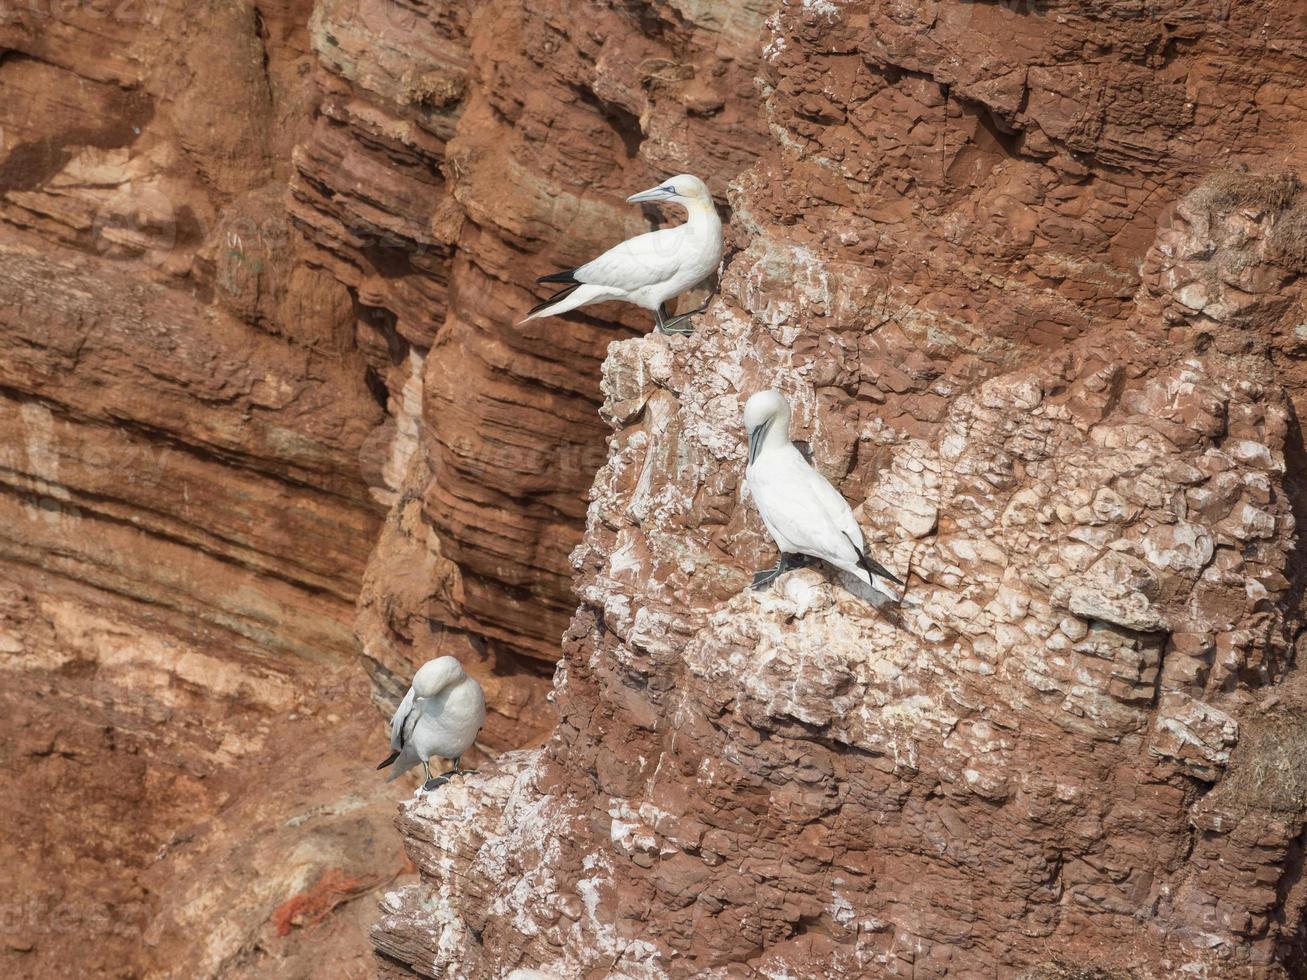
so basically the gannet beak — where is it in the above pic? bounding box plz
[627,184,675,204]
[747,420,771,465]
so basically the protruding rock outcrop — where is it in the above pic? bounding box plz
[297,0,772,712]
[372,2,1307,977]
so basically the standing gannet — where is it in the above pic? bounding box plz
[377,656,486,790]
[744,390,904,595]
[522,174,723,335]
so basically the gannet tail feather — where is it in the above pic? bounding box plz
[537,268,578,285]
[384,747,417,781]
[842,531,903,586]
[524,283,580,319]
[521,282,609,322]
[376,749,400,770]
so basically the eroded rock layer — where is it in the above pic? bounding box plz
[0,1,414,976]
[0,0,765,973]
[299,0,773,705]
[374,1,1307,977]
[6,0,1307,976]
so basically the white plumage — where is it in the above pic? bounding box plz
[743,390,903,595]
[522,174,723,335]
[377,656,486,787]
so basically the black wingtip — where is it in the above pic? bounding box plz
[843,531,904,587]
[866,559,904,587]
[376,750,400,770]
[536,268,578,285]
[527,282,579,316]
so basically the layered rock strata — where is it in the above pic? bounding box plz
[373,1,1307,977]
[0,1,407,976]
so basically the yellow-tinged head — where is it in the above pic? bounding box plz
[627,173,714,207]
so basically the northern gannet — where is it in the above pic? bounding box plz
[743,390,904,595]
[523,174,723,335]
[377,656,486,789]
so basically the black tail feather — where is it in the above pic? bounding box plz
[843,531,904,586]
[536,268,578,285]
[376,749,400,770]
[859,550,903,586]
[528,282,579,316]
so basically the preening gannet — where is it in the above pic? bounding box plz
[744,390,903,596]
[522,174,723,335]
[377,656,486,790]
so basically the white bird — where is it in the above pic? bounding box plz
[743,390,904,596]
[377,656,486,789]
[522,173,723,335]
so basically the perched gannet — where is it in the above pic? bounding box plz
[523,174,723,335]
[744,390,904,595]
[377,656,486,790]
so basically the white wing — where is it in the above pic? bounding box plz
[575,226,685,291]
[750,450,865,569]
[412,680,486,761]
[804,466,902,583]
[809,465,867,555]
[388,686,417,751]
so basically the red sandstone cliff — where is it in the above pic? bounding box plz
[3,0,1307,978]
[367,1,1307,977]
[0,2,411,977]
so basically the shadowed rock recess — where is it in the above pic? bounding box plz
[3,0,1307,978]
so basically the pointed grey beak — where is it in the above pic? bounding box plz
[627,184,676,204]
[747,419,771,465]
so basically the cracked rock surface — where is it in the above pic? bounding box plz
[371,1,1307,977]
[5,0,1307,977]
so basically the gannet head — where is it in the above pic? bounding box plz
[412,655,466,698]
[627,174,713,206]
[743,389,792,465]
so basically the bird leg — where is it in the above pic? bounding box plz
[751,553,804,590]
[423,757,475,791]
[423,761,454,790]
[655,301,705,336]
[449,755,477,779]
[420,759,434,787]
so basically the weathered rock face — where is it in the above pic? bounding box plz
[300,0,774,710]
[374,1,1307,978]
[0,1,432,977]
[1,0,766,973]
[7,0,1307,976]
[0,0,422,975]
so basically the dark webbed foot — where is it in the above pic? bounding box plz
[750,554,809,591]
[655,299,711,335]
[422,770,477,791]
[657,319,695,336]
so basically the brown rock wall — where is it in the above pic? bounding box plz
[6,0,1307,976]
[0,2,407,977]
[373,2,1307,977]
